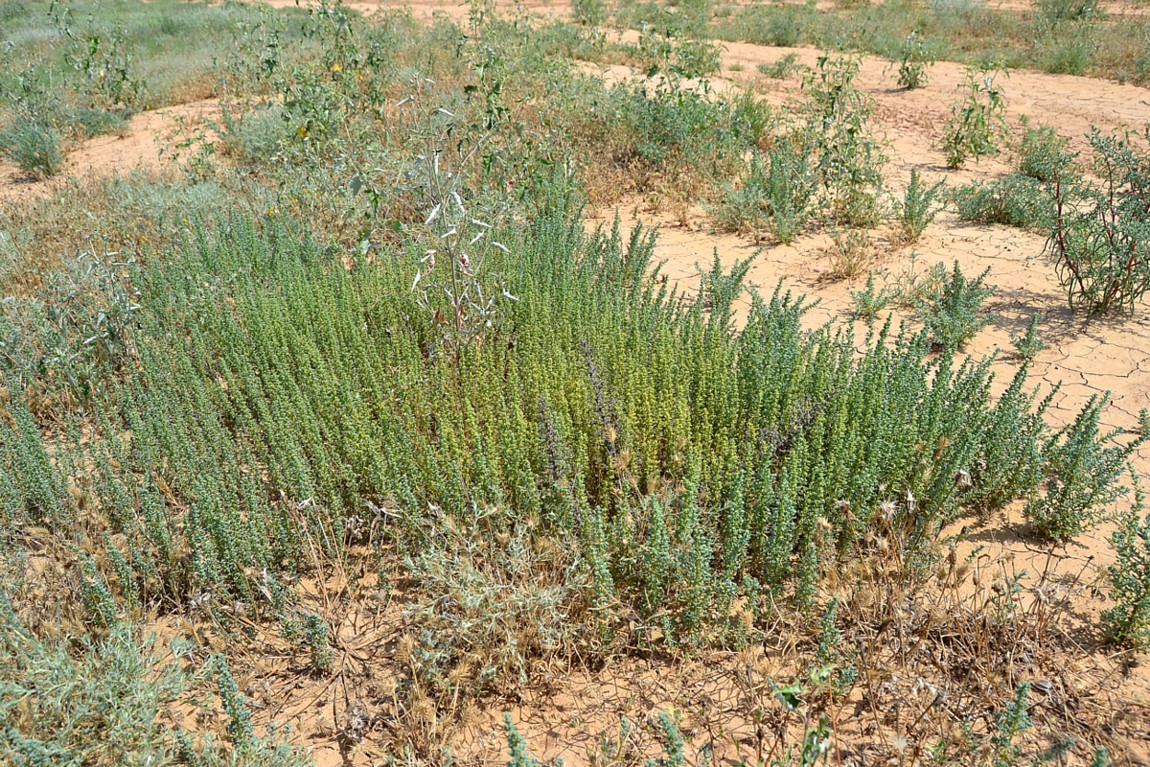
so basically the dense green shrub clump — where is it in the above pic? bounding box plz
[0,2,1147,761]
[2,201,1138,646]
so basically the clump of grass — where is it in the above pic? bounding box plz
[0,593,309,767]
[896,168,946,243]
[711,140,815,241]
[953,175,1052,231]
[825,228,876,280]
[763,136,818,242]
[1034,23,1098,76]
[401,521,591,703]
[913,261,996,350]
[0,120,64,178]
[1036,0,1099,23]
[757,52,803,79]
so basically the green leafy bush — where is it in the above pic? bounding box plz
[942,68,1008,169]
[572,0,607,28]
[802,55,886,227]
[890,31,934,89]
[757,53,803,80]
[1036,0,1099,23]
[1046,128,1150,315]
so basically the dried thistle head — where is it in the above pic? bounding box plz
[953,469,972,489]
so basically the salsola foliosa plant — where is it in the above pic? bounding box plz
[953,174,1053,232]
[6,207,1132,646]
[1015,119,1075,183]
[1026,402,1149,540]
[912,262,997,350]
[1010,313,1046,361]
[849,271,893,320]
[896,168,946,243]
[505,713,542,767]
[1103,481,1150,650]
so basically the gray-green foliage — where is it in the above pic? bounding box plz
[1,205,1133,648]
[0,595,309,767]
[1009,313,1045,360]
[896,168,946,243]
[990,682,1032,767]
[1027,402,1149,540]
[1015,121,1074,183]
[758,53,803,80]
[0,250,140,403]
[0,120,64,178]
[850,272,892,320]
[504,714,541,767]
[403,520,589,698]
[0,606,181,766]
[712,140,815,242]
[715,55,885,240]
[953,174,1052,231]
[1046,128,1150,315]
[1104,496,1150,650]
[913,262,996,350]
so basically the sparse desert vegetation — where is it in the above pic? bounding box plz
[2,1,1150,766]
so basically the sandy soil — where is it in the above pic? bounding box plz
[3,2,1150,764]
[0,99,221,206]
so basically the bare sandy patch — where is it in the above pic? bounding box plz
[0,99,221,206]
